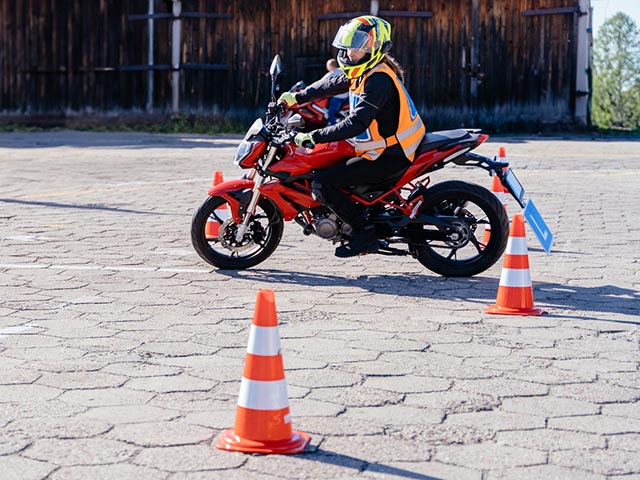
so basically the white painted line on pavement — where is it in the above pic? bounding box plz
[0,263,49,269]
[519,169,640,176]
[109,178,211,187]
[52,265,104,270]
[107,266,160,272]
[0,263,212,274]
[0,324,37,338]
[158,267,213,273]
[2,235,57,242]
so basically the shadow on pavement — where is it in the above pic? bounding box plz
[300,449,443,480]
[0,132,241,149]
[0,197,169,215]
[218,269,640,322]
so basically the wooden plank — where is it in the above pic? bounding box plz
[181,63,229,70]
[118,63,229,71]
[317,10,432,20]
[522,6,579,17]
[120,65,171,71]
[379,10,432,18]
[129,13,173,20]
[182,12,233,19]
[128,12,232,21]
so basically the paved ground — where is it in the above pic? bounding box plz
[0,130,638,480]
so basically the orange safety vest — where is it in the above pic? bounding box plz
[349,62,425,162]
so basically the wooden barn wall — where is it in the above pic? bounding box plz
[0,0,581,129]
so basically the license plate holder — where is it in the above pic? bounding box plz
[503,169,526,208]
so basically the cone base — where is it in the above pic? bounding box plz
[214,428,311,454]
[485,304,545,316]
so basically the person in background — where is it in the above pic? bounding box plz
[323,58,349,126]
[278,16,425,258]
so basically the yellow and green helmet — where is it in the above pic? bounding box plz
[332,16,392,79]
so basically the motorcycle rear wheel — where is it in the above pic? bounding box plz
[409,180,509,277]
[191,195,283,269]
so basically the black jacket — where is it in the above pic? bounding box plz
[295,69,402,155]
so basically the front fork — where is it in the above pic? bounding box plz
[234,146,278,242]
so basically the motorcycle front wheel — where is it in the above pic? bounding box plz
[191,195,283,269]
[409,180,509,277]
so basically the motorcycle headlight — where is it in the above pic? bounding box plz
[233,118,267,167]
[233,139,266,167]
[245,118,264,138]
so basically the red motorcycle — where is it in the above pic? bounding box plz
[191,56,526,276]
[281,80,349,131]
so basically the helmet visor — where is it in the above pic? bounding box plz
[332,25,374,52]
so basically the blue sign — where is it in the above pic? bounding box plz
[523,199,554,254]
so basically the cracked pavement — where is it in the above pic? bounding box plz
[0,130,638,479]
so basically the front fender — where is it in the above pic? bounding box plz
[205,178,283,225]
[207,179,254,197]
[206,179,255,223]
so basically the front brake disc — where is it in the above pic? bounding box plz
[218,219,255,252]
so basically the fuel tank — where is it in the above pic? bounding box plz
[269,140,355,176]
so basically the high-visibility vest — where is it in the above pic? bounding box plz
[349,62,425,162]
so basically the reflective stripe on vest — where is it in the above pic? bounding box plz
[349,62,426,162]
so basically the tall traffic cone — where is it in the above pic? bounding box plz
[214,290,310,454]
[481,175,508,246]
[205,171,226,239]
[486,214,544,316]
[498,146,510,194]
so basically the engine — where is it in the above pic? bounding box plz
[312,214,352,240]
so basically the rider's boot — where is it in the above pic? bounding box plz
[335,225,379,258]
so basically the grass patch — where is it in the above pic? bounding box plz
[0,123,57,133]
[78,115,247,135]
[0,114,250,135]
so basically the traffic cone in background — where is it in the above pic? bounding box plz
[486,214,544,316]
[214,290,310,454]
[498,146,510,194]
[481,175,508,246]
[490,175,507,210]
[205,171,225,239]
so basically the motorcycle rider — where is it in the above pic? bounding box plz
[278,15,426,258]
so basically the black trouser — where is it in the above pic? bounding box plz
[313,152,411,228]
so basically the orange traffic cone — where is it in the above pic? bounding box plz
[498,146,510,194]
[214,290,310,454]
[481,175,507,246]
[486,214,544,316]
[205,171,225,239]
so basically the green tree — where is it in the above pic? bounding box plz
[592,12,640,130]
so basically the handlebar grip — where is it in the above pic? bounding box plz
[302,140,315,149]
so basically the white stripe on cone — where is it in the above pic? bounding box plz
[499,268,532,287]
[237,377,290,410]
[247,325,281,356]
[216,207,229,222]
[505,237,528,255]
[493,190,506,204]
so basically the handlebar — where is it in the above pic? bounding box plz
[265,102,315,150]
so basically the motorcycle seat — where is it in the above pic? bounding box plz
[416,129,472,156]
